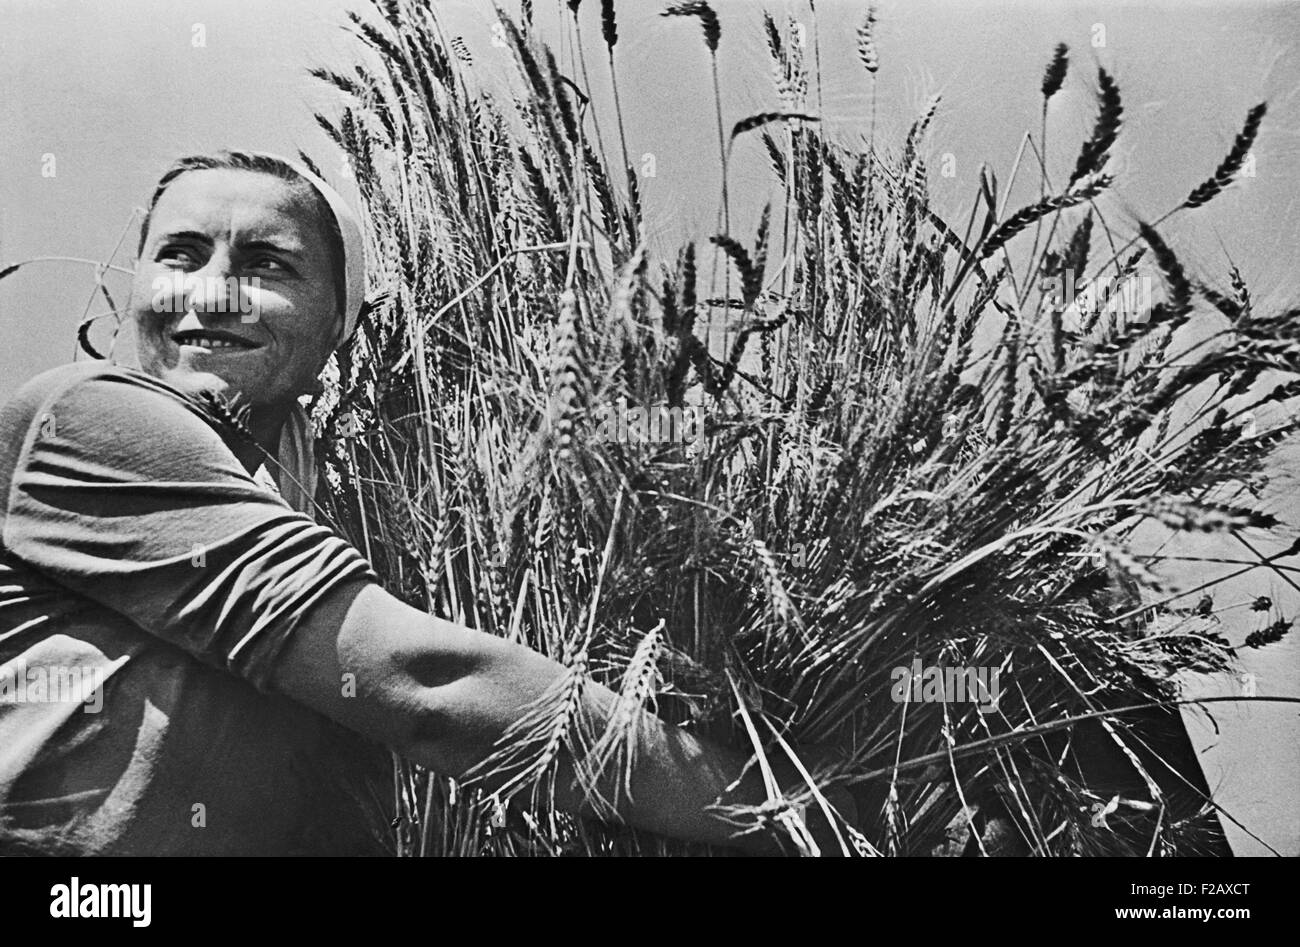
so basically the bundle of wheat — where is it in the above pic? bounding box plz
[300,0,1295,856]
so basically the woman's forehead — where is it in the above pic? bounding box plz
[149,168,330,247]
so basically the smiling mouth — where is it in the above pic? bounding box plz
[171,330,260,351]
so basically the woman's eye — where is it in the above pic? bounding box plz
[247,256,289,274]
[157,246,199,266]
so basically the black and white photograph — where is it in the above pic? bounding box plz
[0,0,1296,919]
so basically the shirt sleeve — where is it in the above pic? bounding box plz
[1,366,378,691]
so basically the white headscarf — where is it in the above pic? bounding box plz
[250,152,367,519]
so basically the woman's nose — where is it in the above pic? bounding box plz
[185,267,238,315]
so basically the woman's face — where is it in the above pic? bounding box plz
[130,168,342,409]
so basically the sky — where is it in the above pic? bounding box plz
[2,0,1297,854]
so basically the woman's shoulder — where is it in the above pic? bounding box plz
[10,360,185,405]
[0,362,229,482]
[4,362,204,432]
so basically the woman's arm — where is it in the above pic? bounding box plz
[2,369,835,851]
[269,580,798,852]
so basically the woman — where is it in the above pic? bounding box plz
[0,150,846,855]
